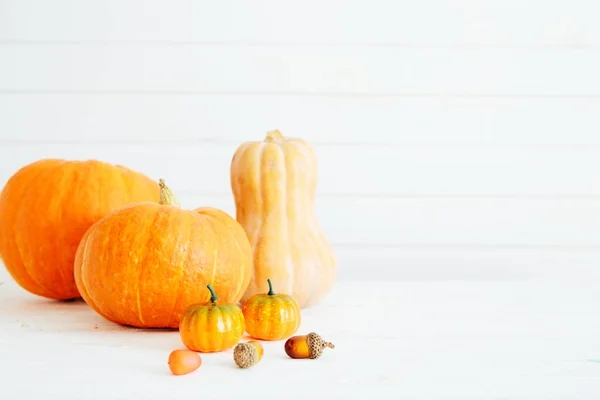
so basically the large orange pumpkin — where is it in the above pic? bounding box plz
[73,179,253,329]
[0,159,159,300]
[230,130,337,308]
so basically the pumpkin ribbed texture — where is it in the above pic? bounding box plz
[242,279,301,340]
[73,182,253,328]
[0,159,159,300]
[179,287,245,352]
[230,130,337,308]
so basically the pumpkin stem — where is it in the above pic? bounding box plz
[267,278,275,296]
[206,284,218,303]
[159,178,180,207]
[264,130,284,143]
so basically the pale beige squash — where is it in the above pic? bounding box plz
[230,130,337,308]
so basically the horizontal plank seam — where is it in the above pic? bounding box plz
[331,243,600,252]
[0,190,592,200]
[2,90,600,98]
[0,40,596,48]
[2,140,600,149]
[176,193,600,200]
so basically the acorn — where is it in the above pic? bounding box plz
[233,341,264,368]
[284,332,335,359]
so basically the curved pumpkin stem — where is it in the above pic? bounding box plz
[159,178,180,207]
[206,284,218,303]
[267,278,275,296]
[264,130,284,143]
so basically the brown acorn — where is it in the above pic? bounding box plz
[233,341,264,368]
[284,332,335,359]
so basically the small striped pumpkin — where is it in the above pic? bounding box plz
[179,284,245,353]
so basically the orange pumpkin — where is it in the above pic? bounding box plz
[230,130,337,308]
[179,284,245,353]
[0,159,159,300]
[242,278,301,341]
[73,180,253,328]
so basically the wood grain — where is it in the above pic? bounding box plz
[1,0,598,46]
[2,94,600,145]
[2,45,600,95]
[1,0,598,282]
[1,143,598,197]
[1,279,599,398]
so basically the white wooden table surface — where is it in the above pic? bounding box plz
[1,276,599,399]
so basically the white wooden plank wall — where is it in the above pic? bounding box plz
[1,0,599,282]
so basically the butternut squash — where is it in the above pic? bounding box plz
[230,130,337,308]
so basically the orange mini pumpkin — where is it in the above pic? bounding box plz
[179,284,245,353]
[73,180,253,328]
[0,159,159,300]
[242,278,301,341]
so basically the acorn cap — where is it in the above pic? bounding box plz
[233,342,259,368]
[306,332,335,359]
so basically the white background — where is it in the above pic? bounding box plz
[1,0,600,283]
[3,3,600,399]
